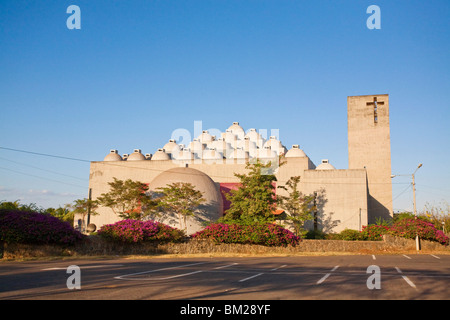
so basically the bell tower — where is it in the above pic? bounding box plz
[347,94,393,223]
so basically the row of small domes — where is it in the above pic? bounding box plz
[103,146,335,169]
[104,145,292,162]
[103,122,336,169]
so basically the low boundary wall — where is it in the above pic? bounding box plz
[1,235,449,260]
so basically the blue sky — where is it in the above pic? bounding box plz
[0,0,449,213]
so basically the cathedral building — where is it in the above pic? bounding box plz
[83,94,393,235]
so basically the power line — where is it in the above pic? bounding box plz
[0,146,90,163]
[0,157,88,181]
[0,166,87,189]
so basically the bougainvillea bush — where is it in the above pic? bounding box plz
[97,219,185,243]
[389,218,449,246]
[355,218,448,245]
[0,209,84,245]
[361,225,390,241]
[191,222,300,247]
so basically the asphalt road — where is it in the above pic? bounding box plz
[1,254,449,303]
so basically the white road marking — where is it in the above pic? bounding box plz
[395,267,417,289]
[41,264,124,271]
[214,263,239,269]
[156,270,204,280]
[430,254,440,259]
[114,262,207,280]
[403,254,412,259]
[316,266,339,285]
[235,264,288,282]
[270,265,287,271]
[317,273,331,284]
[372,255,376,260]
[239,273,264,282]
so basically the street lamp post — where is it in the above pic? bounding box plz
[391,163,423,252]
[412,163,423,252]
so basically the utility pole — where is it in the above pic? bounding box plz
[391,163,423,252]
[412,164,423,252]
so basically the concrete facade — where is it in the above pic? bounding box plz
[347,94,393,223]
[81,94,393,234]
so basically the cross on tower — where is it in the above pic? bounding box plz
[367,97,384,123]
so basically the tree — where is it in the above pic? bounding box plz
[223,159,278,223]
[277,176,316,237]
[96,178,157,220]
[156,182,205,232]
[0,200,43,213]
[44,204,74,224]
[70,198,98,226]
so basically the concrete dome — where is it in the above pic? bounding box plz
[202,148,224,161]
[197,130,214,144]
[151,148,171,161]
[263,137,287,155]
[210,138,233,157]
[222,129,238,147]
[228,148,250,160]
[316,159,336,170]
[148,167,223,235]
[236,138,257,154]
[127,149,146,161]
[188,139,205,153]
[163,139,180,156]
[245,128,265,148]
[103,150,122,161]
[228,122,245,139]
[285,145,307,158]
[176,149,197,161]
[257,146,278,159]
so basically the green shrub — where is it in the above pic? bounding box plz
[335,228,364,241]
[304,229,328,239]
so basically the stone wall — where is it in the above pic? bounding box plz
[2,235,449,260]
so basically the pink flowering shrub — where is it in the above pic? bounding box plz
[97,219,185,243]
[389,218,449,246]
[191,222,300,247]
[330,218,448,246]
[357,218,449,246]
[0,209,84,245]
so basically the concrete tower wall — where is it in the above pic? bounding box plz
[347,94,393,223]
